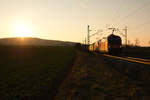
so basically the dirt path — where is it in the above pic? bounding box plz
[53,51,128,100]
[55,50,150,100]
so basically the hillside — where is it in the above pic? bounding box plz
[0,37,75,46]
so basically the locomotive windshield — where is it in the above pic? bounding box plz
[107,34,122,45]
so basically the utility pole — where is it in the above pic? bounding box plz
[87,25,102,44]
[87,25,90,45]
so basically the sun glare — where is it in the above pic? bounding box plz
[12,24,33,37]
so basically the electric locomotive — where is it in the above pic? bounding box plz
[107,34,122,54]
[89,34,122,54]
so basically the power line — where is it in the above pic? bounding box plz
[108,26,128,45]
[86,25,104,44]
[112,0,125,21]
[122,1,150,21]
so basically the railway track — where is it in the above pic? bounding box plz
[93,52,150,66]
[93,52,150,87]
[103,54,150,66]
[56,51,150,99]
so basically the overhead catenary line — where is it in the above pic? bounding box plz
[112,0,125,21]
[131,18,150,30]
[86,25,104,44]
[122,0,150,21]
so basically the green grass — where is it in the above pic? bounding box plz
[0,45,75,99]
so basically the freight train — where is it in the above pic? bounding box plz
[89,34,122,54]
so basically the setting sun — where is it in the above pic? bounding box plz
[12,24,33,37]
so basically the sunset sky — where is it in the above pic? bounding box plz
[0,0,150,46]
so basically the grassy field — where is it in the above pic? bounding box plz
[55,50,150,100]
[122,47,150,59]
[0,45,75,100]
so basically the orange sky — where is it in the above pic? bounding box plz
[0,0,150,46]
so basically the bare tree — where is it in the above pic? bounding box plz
[128,40,131,45]
[135,38,140,46]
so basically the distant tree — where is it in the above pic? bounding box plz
[135,38,140,47]
[149,41,150,45]
[128,40,131,45]
[125,40,134,47]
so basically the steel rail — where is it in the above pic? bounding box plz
[103,54,150,65]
